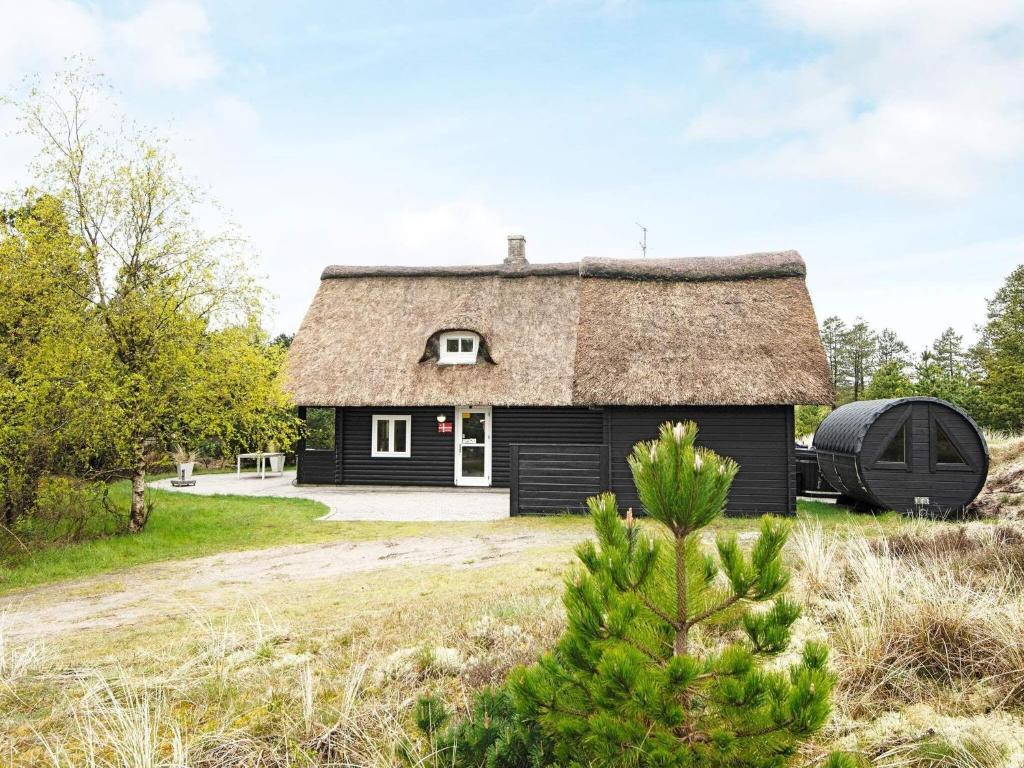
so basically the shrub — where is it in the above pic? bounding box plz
[1,475,127,556]
[820,530,1024,714]
[417,422,851,768]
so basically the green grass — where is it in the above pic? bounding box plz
[0,483,912,595]
[0,482,421,593]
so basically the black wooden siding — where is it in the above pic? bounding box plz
[341,407,456,486]
[296,404,796,517]
[607,406,795,517]
[297,406,605,488]
[510,443,609,514]
[491,408,604,487]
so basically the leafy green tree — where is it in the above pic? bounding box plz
[974,266,1024,431]
[864,360,912,400]
[6,70,298,531]
[795,405,829,438]
[420,423,848,768]
[0,195,118,527]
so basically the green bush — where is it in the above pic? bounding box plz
[6,476,126,549]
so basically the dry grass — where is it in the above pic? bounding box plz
[5,506,1024,765]
[790,522,1024,766]
[971,433,1024,519]
[1,551,570,767]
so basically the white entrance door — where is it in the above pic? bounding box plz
[455,406,491,486]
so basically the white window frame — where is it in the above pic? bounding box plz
[438,332,479,365]
[371,415,412,458]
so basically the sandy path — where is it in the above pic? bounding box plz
[0,531,585,641]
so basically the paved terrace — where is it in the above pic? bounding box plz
[149,471,510,522]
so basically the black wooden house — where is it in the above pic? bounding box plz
[285,237,833,516]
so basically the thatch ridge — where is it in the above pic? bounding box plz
[321,251,804,282]
[320,262,579,279]
[579,251,805,281]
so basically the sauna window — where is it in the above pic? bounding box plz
[935,423,967,465]
[877,423,907,464]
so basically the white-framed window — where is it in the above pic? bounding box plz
[371,415,412,457]
[438,332,479,364]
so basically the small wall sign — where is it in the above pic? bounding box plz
[438,421,453,433]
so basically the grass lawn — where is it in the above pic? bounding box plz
[0,482,409,593]
[0,482,906,595]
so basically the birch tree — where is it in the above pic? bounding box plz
[9,70,283,531]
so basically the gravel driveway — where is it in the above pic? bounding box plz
[149,471,510,521]
[0,529,583,641]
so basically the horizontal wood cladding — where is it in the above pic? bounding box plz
[608,406,794,517]
[491,408,605,487]
[298,405,794,519]
[341,407,456,486]
[511,443,609,514]
[332,406,604,488]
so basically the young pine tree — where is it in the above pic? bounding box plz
[418,422,849,768]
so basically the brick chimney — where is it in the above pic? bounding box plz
[504,235,527,267]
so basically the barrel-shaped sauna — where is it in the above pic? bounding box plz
[813,397,988,515]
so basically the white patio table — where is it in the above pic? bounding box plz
[236,452,286,479]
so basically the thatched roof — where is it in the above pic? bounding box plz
[286,250,833,407]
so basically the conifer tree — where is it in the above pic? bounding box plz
[419,422,850,768]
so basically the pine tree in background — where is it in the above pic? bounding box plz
[819,316,850,401]
[975,266,1024,431]
[875,328,911,369]
[931,327,969,380]
[507,423,845,768]
[864,360,913,399]
[844,319,877,401]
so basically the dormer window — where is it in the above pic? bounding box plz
[439,332,479,364]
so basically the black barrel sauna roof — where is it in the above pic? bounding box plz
[813,397,989,516]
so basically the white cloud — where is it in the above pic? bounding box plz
[0,0,217,91]
[0,0,102,84]
[111,0,218,88]
[688,0,1024,199]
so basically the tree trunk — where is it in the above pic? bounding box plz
[128,455,148,533]
[674,533,688,656]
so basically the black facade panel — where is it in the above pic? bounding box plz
[491,408,605,487]
[342,406,456,486]
[298,404,795,518]
[608,406,794,517]
[510,443,608,514]
[317,406,605,488]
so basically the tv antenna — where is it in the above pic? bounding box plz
[636,222,647,257]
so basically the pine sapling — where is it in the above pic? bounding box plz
[510,421,850,767]
[415,421,852,768]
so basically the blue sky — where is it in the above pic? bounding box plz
[2,0,1023,351]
